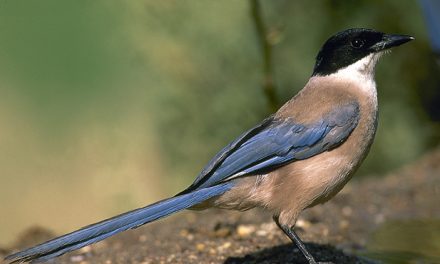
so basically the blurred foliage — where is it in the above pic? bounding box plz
[0,0,438,244]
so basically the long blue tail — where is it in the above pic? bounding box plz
[5,183,233,263]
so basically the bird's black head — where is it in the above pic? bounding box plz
[312,28,414,76]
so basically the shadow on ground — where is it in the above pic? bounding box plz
[224,243,369,264]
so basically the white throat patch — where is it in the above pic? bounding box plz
[337,52,384,81]
[331,52,385,97]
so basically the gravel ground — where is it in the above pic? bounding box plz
[2,148,439,264]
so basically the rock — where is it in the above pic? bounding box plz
[236,225,255,237]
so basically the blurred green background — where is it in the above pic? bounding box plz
[0,0,438,245]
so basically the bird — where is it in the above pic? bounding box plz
[5,28,413,264]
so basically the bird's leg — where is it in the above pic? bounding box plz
[273,216,320,264]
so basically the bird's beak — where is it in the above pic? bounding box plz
[371,34,415,51]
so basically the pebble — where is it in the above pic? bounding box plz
[217,241,232,252]
[70,255,85,262]
[256,229,268,236]
[79,246,92,253]
[256,222,277,237]
[322,227,329,236]
[188,254,198,260]
[221,241,231,249]
[214,227,231,238]
[234,246,245,254]
[166,254,176,262]
[296,219,312,229]
[196,243,205,251]
[236,224,255,237]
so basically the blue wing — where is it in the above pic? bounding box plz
[183,103,360,192]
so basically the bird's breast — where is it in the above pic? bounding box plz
[270,77,379,214]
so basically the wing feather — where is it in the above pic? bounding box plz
[182,103,359,192]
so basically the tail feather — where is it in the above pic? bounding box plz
[5,183,233,263]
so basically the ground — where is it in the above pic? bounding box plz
[2,148,439,264]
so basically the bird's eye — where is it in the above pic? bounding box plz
[350,38,364,48]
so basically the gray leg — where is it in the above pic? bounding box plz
[273,216,323,264]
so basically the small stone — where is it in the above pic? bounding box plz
[217,241,232,253]
[214,227,231,238]
[70,255,84,263]
[234,246,244,254]
[256,229,268,236]
[296,219,312,229]
[138,235,147,242]
[221,242,231,249]
[236,225,255,237]
[166,254,175,262]
[196,243,205,251]
[79,246,91,253]
[322,227,329,236]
